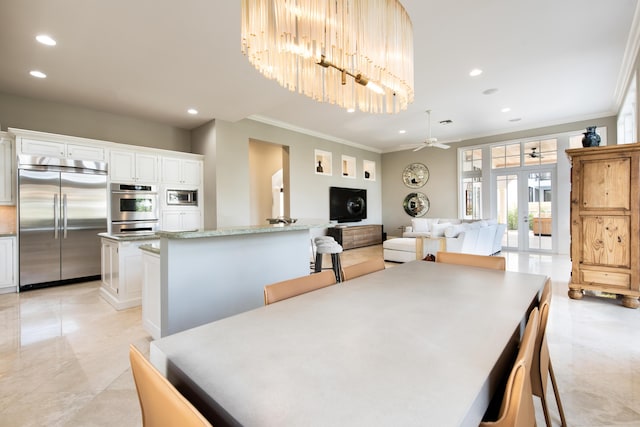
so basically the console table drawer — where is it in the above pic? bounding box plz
[328,225,383,250]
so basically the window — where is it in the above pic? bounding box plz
[462,148,482,172]
[492,143,521,169]
[463,177,482,219]
[460,147,483,219]
[523,139,557,166]
[617,75,636,145]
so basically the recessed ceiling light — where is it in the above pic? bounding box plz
[187,108,198,115]
[501,107,511,113]
[399,129,406,134]
[469,68,483,77]
[36,34,57,46]
[29,70,47,78]
[347,108,355,113]
[482,88,499,95]
[509,117,522,122]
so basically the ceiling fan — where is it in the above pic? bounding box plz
[412,110,453,152]
[528,147,542,158]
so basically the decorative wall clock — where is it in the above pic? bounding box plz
[403,192,430,217]
[402,162,429,188]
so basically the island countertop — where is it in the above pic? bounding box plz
[156,220,329,240]
[98,232,160,242]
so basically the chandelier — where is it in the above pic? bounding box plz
[241,0,414,114]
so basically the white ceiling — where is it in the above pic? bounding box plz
[0,0,638,152]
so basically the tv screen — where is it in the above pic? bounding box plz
[330,187,367,223]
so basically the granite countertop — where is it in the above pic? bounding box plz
[0,232,17,237]
[98,232,160,242]
[156,220,329,240]
[139,244,160,255]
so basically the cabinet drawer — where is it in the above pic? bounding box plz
[581,270,630,288]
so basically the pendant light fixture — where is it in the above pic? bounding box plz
[241,0,414,114]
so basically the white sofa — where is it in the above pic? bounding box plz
[402,218,506,256]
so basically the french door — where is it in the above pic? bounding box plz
[494,168,555,252]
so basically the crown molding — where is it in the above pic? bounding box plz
[614,1,640,109]
[247,115,382,154]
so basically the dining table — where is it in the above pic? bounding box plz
[149,259,547,427]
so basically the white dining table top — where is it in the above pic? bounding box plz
[150,260,546,427]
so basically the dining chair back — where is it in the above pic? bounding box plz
[532,279,567,427]
[341,257,386,281]
[129,344,212,427]
[480,307,539,427]
[263,270,337,305]
[436,251,506,270]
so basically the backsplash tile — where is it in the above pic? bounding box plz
[0,205,17,233]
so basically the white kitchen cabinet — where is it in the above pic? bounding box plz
[101,238,119,296]
[0,134,14,204]
[161,156,202,186]
[0,236,16,293]
[161,210,201,231]
[110,150,158,183]
[100,237,158,310]
[142,249,161,339]
[20,138,104,161]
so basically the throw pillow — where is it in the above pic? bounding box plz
[411,218,429,232]
[444,224,464,238]
[431,222,451,237]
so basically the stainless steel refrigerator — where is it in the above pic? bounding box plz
[18,156,108,289]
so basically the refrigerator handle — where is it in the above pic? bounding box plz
[63,193,68,239]
[54,193,59,239]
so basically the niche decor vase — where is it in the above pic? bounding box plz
[581,126,601,147]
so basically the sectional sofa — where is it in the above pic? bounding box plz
[384,218,507,262]
[402,218,506,256]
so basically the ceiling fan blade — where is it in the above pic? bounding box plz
[413,144,427,152]
[432,142,451,149]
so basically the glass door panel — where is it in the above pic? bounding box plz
[496,174,519,249]
[527,171,553,251]
[495,170,554,252]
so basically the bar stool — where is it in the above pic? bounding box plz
[314,236,343,282]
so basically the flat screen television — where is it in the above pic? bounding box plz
[330,186,367,223]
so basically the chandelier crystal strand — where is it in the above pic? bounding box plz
[241,0,414,114]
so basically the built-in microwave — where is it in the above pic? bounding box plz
[166,189,198,206]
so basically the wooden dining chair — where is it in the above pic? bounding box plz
[532,279,567,427]
[341,257,385,281]
[480,307,539,427]
[436,251,506,271]
[129,344,213,427]
[263,270,337,305]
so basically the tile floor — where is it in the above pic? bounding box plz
[0,247,639,426]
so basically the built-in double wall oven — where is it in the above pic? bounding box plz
[110,183,159,235]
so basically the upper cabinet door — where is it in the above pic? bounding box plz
[135,153,159,183]
[110,151,158,183]
[181,159,202,186]
[0,136,14,204]
[21,138,65,157]
[161,157,182,184]
[66,144,105,161]
[20,138,104,161]
[110,151,136,183]
[161,157,202,186]
[581,158,630,210]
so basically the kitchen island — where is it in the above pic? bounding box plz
[99,233,159,310]
[151,221,326,337]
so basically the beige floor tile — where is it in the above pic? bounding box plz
[0,247,638,426]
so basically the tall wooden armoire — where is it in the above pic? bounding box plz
[566,143,640,308]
